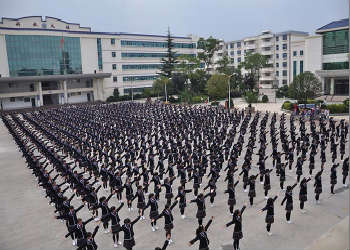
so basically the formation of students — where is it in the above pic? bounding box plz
[1,101,349,250]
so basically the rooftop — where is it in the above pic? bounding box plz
[316,18,349,33]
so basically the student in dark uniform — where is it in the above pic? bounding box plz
[226,205,247,250]
[314,167,324,204]
[174,185,192,219]
[188,216,214,250]
[116,216,141,250]
[77,223,100,250]
[191,193,211,225]
[260,196,278,235]
[156,200,178,244]
[224,180,239,215]
[110,203,124,248]
[145,193,160,232]
[299,177,311,213]
[65,217,94,247]
[281,183,298,223]
[342,157,349,187]
[330,163,340,194]
[248,174,259,206]
[97,192,114,233]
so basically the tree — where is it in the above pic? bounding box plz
[197,36,220,73]
[207,74,228,99]
[216,53,234,76]
[242,52,268,90]
[288,71,322,103]
[152,77,174,98]
[159,28,177,78]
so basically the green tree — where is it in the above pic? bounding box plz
[207,74,228,99]
[242,52,268,90]
[216,53,234,76]
[288,71,322,103]
[189,69,208,94]
[197,36,220,73]
[152,77,174,99]
[159,27,177,78]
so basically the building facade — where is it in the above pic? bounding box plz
[226,30,310,89]
[0,16,198,110]
[315,18,349,97]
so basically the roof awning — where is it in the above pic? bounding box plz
[0,73,111,83]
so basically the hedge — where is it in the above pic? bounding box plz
[327,104,349,114]
[262,95,269,103]
[282,101,292,110]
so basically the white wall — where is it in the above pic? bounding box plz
[68,92,88,103]
[0,35,9,77]
[80,37,99,74]
[305,36,322,75]
[1,97,33,110]
[322,53,348,63]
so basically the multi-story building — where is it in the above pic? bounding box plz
[315,18,349,97]
[0,16,198,110]
[226,30,310,89]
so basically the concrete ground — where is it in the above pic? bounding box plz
[0,108,349,250]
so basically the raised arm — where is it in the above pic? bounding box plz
[75,204,84,213]
[170,200,178,211]
[131,216,141,225]
[83,217,94,226]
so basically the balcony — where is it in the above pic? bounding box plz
[261,42,273,47]
[261,50,273,55]
[245,43,256,50]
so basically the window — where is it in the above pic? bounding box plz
[300,50,304,56]
[113,76,118,82]
[282,44,287,50]
[10,97,15,102]
[112,52,116,57]
[121,53,195,58]
[282,70,287,76]
[276,54,279,59]
[300,60,304,74]
[238,57,241,63]
[282,53,287,59]
[230,43,234,48]
[283,62,287,67]
[120,40,195,49]
[112,64,117,70]
[97,38,103,70]
[24,97,30,102]
[230,51,234,56]
[276,63,279,67]
[244,50,246,54]
[5,35,83,76]
[276,45,279,50]
[111,38,115,45]
[283,80,287,85]
[123,75,158,82]
[323,30,349,55]
[276,71,279,76]
[231,58,234,63]
[237,42,241,48]
[282,34,288,40]
[293,51,297,56]
[322,61,349,70]
[276,36,279,42]
[237,50,241,55]
[293,61,297,77]
[122,64,162,70]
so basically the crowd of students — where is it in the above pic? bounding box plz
[1,102,348,250]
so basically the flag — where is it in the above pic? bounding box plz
[60,37,64,49]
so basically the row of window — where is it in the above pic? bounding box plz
[229,35,288,49]
[323,30,349,55]
[97,38,103,70]
[276,62,288,68]
[293,50,304,56]
[322,61,349,70]
[122,75,158,82]
[293,60,304,77]
[276,44,288,50]
[275,70,288,76]
[120,40,196,49]
[121,53,195,58]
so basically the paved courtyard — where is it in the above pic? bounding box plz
[0,106,348,250]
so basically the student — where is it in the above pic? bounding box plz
[226,205,247,250]
[110,203,124,248]
[224,180,239,215]
[188,216,214,250]
[342,157,349,187]
[77,223,100,250]
[174,186,192,219]
[281,183,298,223]
[299,177,311,213]
[65,217,94,247]
[330,163,340,194]
[116,216,141,250]
[156,200,178,244]
[260,196,278,235]
[144,193,160,232]
[314,168,324,204]
[190,193,211,225]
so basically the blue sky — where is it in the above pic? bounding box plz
[0,0,348,40]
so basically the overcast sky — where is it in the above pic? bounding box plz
[0,0,348,40]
